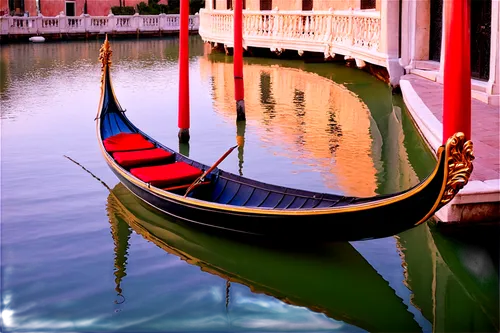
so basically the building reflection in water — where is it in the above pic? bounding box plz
[199,54,384,198]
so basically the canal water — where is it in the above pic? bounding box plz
[1,36,498,332]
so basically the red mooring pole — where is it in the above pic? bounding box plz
[178,0,190,143]
[442,0,471,143]
[234,0,245,121]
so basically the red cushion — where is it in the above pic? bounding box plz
[130,162,203,187]
[103,133,154,153]
[113,148,174,168]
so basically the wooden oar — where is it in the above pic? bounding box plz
[184,145,238,197]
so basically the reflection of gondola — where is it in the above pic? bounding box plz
[107,183,422,332]
[96,37,474,241]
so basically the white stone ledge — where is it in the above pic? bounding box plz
[400,76,500,223]
[399,79,442,152]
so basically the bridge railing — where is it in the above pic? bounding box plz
[199,8,385,67]
[0,13,200,35]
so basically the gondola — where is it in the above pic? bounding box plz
[107,182,422,332]
[96,37,475,241]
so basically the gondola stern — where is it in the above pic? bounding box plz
[416,132,474,225]
[438,131,474,208]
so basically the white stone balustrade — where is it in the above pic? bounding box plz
[0,13,199,36]
[199,8,387,68]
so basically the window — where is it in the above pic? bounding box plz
[360,0,375,10]
[227,0,232,9]
[260,0,271,10]
[302,0,312,11]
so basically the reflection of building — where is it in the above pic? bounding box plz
[199,54,381,197]
[384,105,419,194]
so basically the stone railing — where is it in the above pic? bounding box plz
[0,13,199,35]
[199,8,386,67]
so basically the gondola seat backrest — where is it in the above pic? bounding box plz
[103,133,155,153]
[130,162,203,188]
[112,148,174,168]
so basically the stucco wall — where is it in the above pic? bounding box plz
[207,0,380,11]
[313,0,360,11]
[0,0,8,14]
[4,0,160,16]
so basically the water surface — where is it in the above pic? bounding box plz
[1,36,498,332]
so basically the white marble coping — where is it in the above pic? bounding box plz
[400,78,500,205]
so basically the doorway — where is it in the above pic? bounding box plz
[65,1,75,16]
[470,0,491,80]
[429,0,442,61]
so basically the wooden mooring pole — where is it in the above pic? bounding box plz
[442,0,471,142]
[178,0,190,143]
[234,0,245,121]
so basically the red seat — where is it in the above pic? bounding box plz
[113,148,174,168]
[103,133,154,153]
[130,162,203,187]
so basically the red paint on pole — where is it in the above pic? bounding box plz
[234,0,245,121]
[442,0,471,143]
[178,0,190,132]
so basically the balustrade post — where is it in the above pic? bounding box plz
[380,0,403,87]
[194,13,200,31]
[33,15,40,34]
[0,16,9,35]
[159,13,166,32]
[325,9,333,42]
[272,8,279,38]
[107,13,115,33]
[132,13,140,31]
[83,14,90,33]
[58,13,66,34]
[347,8,353,45]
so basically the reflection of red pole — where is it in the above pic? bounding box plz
[178,0,190,143]
[443,0,471,143]
[234,0,245,121]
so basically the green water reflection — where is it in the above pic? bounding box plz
[108,182,421,333]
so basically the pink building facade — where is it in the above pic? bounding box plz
[0,0,155,16]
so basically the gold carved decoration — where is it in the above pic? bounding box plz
[439,132,474,207]
[99,35,112,83]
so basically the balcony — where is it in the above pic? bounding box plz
[0,13,200,36]
[199,8,388,68]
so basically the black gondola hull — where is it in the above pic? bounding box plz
[108,151,447,240]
